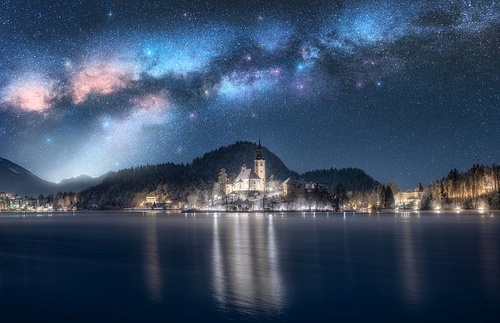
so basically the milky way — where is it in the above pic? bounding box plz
[0,0,498,189]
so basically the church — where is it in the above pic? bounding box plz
[225,141,266,194]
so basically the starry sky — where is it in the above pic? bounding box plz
[0,0,498,189]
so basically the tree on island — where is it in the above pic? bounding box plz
[333,183,347,211]
[384,186,395,209]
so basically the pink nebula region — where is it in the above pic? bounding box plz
[71,60,137,104]
[131,93,169,113]
[2,77,55,112]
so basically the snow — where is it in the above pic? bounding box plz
[7,165,20,175]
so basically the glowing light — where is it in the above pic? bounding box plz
[2,74,56,112]
[137,30,230,77]
[70,59,138,104]
[271,68,281,76]
[131,93,169,112]
[218,69,280,100]
[250,20,292,51]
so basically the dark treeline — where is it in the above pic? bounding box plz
[421,164,500,210]
[77,141,380,209]
[302,167,379,192]
[78,142,295,209]
[78,163,190,209]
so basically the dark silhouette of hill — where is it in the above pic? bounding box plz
[191,141,297,181]
[78,141,380,209]
[78,163,190,208]
[78,141,297,208]
[0,157,56,195]
[56,174,107,193]
[301,167,379,191]
[0,157,104,195]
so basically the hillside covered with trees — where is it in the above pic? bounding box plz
[77,141,380,209]
[302,167,379,192]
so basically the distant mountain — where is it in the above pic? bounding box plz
[1,142,381,204]
[0,157,56,195]
[57,174,107,192]
[301,167,379,191]
[0,157,104,195]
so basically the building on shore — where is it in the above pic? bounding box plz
[395,187,424,209]
[225,141,266,195]
[282,177,306,196]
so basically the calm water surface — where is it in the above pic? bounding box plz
[0,211,499,321]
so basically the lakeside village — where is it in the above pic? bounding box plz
[2,142,499,213]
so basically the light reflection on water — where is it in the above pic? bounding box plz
[0,211,499,321]
[0,212,55,218]
[211,214,285,314]
[143,213,162,302]
[399,218,423,308]
[480,219,499,296]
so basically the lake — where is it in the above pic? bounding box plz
[0,211,499,321]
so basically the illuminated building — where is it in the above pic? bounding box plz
[225,141,266,194]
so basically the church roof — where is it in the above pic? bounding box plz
[235,169,261,182]
[283,177,306,185]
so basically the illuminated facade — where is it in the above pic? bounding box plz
[395,188,424,208]
[225,141,266,194]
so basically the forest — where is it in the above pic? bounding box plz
[421,164,500,210]
[65,141,500,211]
[76,141,379,210]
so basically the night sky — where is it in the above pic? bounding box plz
[0,0,498,189]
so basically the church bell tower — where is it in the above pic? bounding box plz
[254,140,266,191]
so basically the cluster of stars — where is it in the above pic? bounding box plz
[0,0,497,189]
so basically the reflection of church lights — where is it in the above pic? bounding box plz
[267,217,284,307]
[231,215,256,308]
[211,214,284,313]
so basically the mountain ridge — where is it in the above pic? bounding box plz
[1,142,379,200]
[0,157,103,195]
[77,141,380,208]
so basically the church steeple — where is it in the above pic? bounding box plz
[254,140,266,190]
[256,140,264,160]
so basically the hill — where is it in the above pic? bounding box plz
[0,157,56,195]
[191,141,297,182]
[78,141,380,209]
[78,141,297,208]
[301,167,379,191]
[57,174,106,192]
[0,157,103,195]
